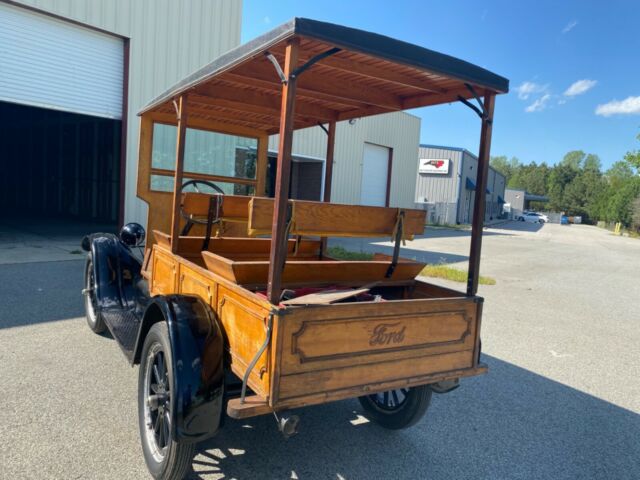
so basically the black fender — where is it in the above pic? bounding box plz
[133,295,225,443]
[82,233,146,312]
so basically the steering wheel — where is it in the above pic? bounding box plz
[179,180,225,233]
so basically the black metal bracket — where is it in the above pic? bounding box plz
[291,47,341,79]
[317,122,329,135]
[457,83,492,124]
[385,210,405,278]
[265,48,342,85]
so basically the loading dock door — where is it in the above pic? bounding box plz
[0,2,123,119]
[360,143,389,207]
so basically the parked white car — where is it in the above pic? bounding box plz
[517,212,548,223]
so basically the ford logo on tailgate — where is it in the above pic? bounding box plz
[369,322,406,346]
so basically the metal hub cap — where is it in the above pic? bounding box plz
[368,388,409,411]
[143,345,171,461]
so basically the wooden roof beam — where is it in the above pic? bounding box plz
[295,53,448,94]
[231,62,404,110]
[401,85,476,110]
[222,72,367,109]
[192,85,338,122]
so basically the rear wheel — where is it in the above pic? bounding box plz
[358,385,432,430]
[139,322,194,480]
[84,255,106,333]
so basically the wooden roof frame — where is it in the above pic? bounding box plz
[137,17,509,304]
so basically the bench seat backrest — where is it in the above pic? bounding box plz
[248,197,426,239]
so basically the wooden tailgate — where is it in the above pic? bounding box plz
[272,297,479,404]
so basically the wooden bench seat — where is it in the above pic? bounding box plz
[153,230,321,263]
[179,193,427,240]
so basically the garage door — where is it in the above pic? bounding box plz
[0,2,123,119]
[360,142,390,206]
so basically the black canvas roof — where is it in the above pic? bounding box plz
[140,17,508,116]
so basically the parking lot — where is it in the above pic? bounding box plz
[1,222,638,479]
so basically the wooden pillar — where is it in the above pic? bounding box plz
[323,121,336,202]
[255,133,268,196]
[267,39,300,304]
[170,94,189,253]
[320,121,336,254]
[467,92,495,296]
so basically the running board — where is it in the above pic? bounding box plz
[101,308,142,362]
[227,395,272,419]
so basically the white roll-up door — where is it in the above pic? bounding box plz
[0,2,123,119]
[360,142,390,207]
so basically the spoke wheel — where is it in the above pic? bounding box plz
[143,345,172,462]
[84,256,105,333]
[138,323,194,480]
[358,385,432,430]
[367,388,411,411]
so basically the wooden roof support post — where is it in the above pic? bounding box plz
[170,94,189,253]
[323,121,336,202]
[320,120,336,255]
[267,38,300,304]
[467,92,495,296]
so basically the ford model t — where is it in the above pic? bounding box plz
[81,18,508,479]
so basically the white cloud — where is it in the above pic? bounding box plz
[562,20,578,34]
[263,16,271,24]
[595,96,640,117]
[525,94,552,113]
[516,81,548,100]
[564,79,597,96]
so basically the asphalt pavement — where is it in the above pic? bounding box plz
[0,222,638,479]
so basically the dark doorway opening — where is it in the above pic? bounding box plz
[0,102,121,227]
[266,154,324,201]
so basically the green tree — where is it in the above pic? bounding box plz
[623,133,640,173]
[560,150,586,170]
[490,155,520,184]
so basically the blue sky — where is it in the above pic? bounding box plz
[242,0,640,170]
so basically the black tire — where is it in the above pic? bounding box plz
[84,255,106,334]
[358,385,432,430]
[139,322,194,480]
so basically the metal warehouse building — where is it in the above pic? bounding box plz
[414,144,505,225]
[0,0,421,232]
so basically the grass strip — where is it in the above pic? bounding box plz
[420,264,496,285]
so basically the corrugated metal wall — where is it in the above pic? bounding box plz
[10,0,242,225]
[414,145,506,224]
[459,150,506,223]
[269,111,421,208]
[414,146,462,225]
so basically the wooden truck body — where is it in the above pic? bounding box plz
[81,17,507,480]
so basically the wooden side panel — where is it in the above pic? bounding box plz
[151,248,177,295]
[216,285,271,397]
[178,263,216,304]
[248,197,426,238]
[274,298,478,402]
[201,252,424,286]
[182,193,251,221]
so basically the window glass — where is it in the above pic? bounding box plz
[151,123,258,180]
[150,175,255,196]
[151,123,177,170]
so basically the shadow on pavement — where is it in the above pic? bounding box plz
[191,354,639,480]
[0,260,85,328]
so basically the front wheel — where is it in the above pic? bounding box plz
[84,255,106,334]
[358,385,432,430]
[139,322,195,480]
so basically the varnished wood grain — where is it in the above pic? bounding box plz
[249,197,426,238]
[201,251,424,286]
